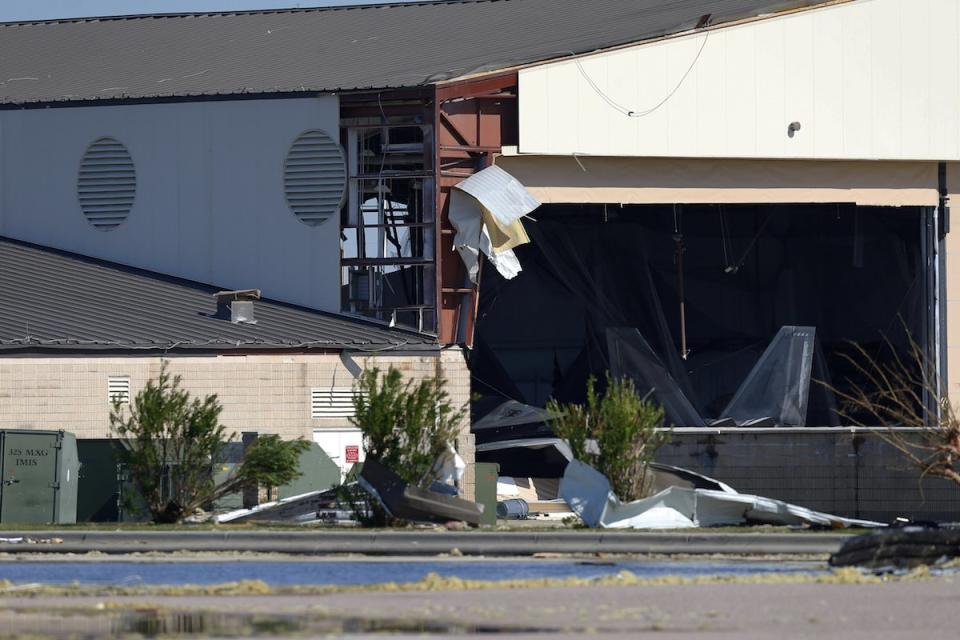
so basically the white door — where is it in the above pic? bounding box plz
[313,428,365,481]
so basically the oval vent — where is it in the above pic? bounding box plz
[284,129,346,226]
[78,137,136,231]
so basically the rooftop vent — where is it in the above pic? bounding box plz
[214,289,261,324]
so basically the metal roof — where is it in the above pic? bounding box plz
[0,0,835,105]
[0,237,436,352]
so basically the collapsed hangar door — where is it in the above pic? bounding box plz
[472,203,939,427]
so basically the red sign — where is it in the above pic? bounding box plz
[345,445,360,463]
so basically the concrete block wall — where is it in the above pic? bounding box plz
[0,347,475,498]
[655,430,960,522]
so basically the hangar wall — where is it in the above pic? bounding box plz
[0,97,342,312]
[519,0,960,161]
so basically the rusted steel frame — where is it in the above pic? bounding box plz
[439,111,474,148]
[435,75,517,102]
[433,72,518,346]
[439,144,503,153]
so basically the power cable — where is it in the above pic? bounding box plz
[572,29,709,119]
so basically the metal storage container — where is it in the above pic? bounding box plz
[0,429,79,524]
[76,439,122,522]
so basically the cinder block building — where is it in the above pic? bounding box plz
[0,0,958,518]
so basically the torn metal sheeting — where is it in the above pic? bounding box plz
[215,487,345,524]
[449,166,540,283]
[358,458,483,526]
[477,437,572,478]
[455,165,537,253]
[477,438,573,462]
[560,460,882,530]
[647,462,736,494]
[472,400,560,430]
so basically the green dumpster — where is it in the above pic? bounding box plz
[0,429,79,524]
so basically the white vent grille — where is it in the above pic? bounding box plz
[78,137,136,230]
[311,388,356,418]
[284,129,346,226]
[108,376,131,404]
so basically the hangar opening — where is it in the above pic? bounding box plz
[471,203,938,428]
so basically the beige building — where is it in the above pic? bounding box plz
[0,239,474,497]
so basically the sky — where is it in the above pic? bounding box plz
[0,1,418,22]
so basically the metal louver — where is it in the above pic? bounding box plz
[284,129,346,226]
[108,376,131,404]
[78,137,136,230]
[311,388,357,418]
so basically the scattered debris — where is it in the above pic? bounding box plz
[358,458,484,526]
[449,165,539,282]
[830,527,960,570]
[480,437,572,478]
[560,460,883,530]
[496,498,530,519]
[216,487,348,524]
[0,537,63,545]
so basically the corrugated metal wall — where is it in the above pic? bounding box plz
[0,96,342,312]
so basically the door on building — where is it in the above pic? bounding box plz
[313,428,365,481]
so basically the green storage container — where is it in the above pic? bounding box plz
[76,439,122,522]
[0,429,79,524]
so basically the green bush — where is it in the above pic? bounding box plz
[351,366,465,487]
[110,362,308,523]
[549,375,668,501]
[348,366,466,525]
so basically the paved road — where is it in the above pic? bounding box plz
[0,578,955,638]
[0,530,852,555]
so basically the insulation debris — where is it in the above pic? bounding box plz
[449,165,540,282]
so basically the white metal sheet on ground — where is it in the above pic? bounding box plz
[560,460,883,529]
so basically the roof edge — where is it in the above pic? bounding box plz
[0,234,437,345]
[0,0,495,27]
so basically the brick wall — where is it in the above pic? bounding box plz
[0,347,476,498]
[655,429,960,522]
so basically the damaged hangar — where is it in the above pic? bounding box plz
[0,0,958,519]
